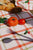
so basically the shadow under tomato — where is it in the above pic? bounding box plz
[4,20,10,27]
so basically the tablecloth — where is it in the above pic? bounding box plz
[0,10,33,50]
[15,0,33,10]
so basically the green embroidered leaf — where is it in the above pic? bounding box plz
[24,30,28,34]
[25,0,29,3]
[0,18,7,23]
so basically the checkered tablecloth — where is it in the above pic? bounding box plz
[0,10,33,50]
[15,0,33,10]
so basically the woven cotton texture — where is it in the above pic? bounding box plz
[0,10,33,50]
[15,0,33,10]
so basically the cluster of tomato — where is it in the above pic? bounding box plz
[0,17,26,26]
[7,17,26,26]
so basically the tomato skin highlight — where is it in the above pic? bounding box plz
[19,19,25,25]
[7,17,18,26]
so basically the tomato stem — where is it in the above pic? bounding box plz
[12,19,15,20]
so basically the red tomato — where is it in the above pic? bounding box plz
[7,17,18,26]
[19,19,25,25]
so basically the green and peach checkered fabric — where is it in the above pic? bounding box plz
[0,10,33,50]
